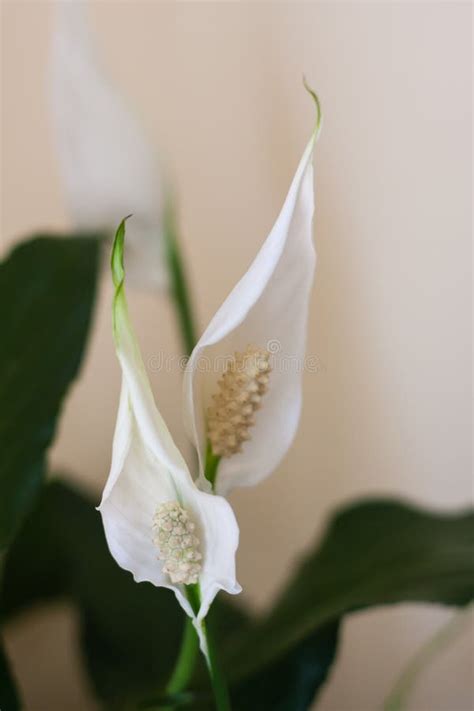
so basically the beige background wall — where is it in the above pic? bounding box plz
[1,1,472,709]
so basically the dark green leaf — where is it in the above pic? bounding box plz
[0,236,100,550]
[0,638,21,711]
[226,499,474,689]
[137,690,197,709]
[231,621,339,711]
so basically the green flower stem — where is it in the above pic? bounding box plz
[163,201,198,357]
[165,582,232,709]
[165,617,199,698]
[201,617,232,711]
[161,586,200,710]
[187,585,232,711]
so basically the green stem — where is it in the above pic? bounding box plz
[160,587,200,711]
[165,618,199,697]
[163,201,198,357]
[202,617,232,711]
[184,585,232,711]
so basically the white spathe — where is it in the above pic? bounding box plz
[99,222,240,655]
[184,110,320,496]
[50,0,166,288]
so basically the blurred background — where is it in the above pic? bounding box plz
[1,1,472,709]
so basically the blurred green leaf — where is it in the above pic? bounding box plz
[0,236,100,551]
[0,639,21,711]
[225,499,474,696]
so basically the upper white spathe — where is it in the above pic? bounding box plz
[98,275,241,654]
[183,131,318,496]
[50,0,166,288]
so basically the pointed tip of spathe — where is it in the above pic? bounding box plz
[302,75,322,138]
[111,214,133,288]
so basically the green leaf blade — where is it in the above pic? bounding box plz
[226,499,474,692]
[0,639,21,711]
[232,621,340,711]
[0,235,101,550]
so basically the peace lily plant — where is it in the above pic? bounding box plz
[2,32,473,709]
[99,87,322,708]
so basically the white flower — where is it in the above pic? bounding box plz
[50,0,166,288]
[184,86,322,496]
[98,220,240,654]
